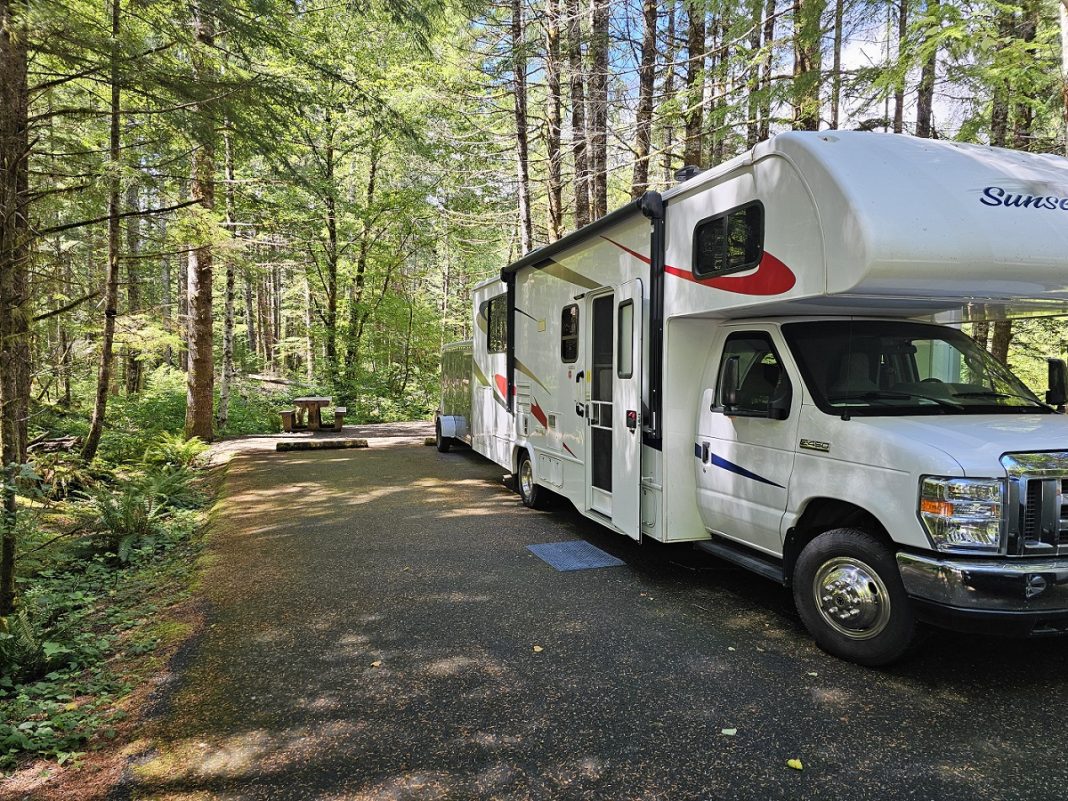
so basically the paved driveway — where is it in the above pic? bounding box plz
[126,429,1068,800]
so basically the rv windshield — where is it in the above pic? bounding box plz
[782,320,1049,416]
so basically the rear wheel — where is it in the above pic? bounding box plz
[793,528,916,666]
[516,451,544,509]
[435,420,451,453]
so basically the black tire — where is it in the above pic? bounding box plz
[515,450,545,509]
[435,420,451,453]
[792,527,916,666]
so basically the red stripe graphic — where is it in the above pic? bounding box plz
[562,442,576,457]
[601,236,795,296]
[531,399,548,428]
[494,374,515,398]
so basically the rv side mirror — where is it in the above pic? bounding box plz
[722,356,740,410]
[1046,358,1067,410]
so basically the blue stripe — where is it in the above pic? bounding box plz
[694,442,784,489]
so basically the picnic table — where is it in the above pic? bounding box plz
[293,396,331,431]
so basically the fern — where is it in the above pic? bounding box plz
[142,432,208,468]
[0,611,44,682]
[80,485,166,562]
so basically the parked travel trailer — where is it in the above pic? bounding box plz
[436,131,1068,665]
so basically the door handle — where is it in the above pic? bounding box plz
[576,402,585,418]
[626,410,638,430]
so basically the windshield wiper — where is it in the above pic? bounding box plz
[828,390,962,410]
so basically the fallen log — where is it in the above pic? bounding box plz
[275,438,368,452]
[28,435,82,454]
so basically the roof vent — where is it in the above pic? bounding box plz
[675,164,704,184]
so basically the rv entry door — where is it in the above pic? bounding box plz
[612,280,643,539]
[585,281,643,540]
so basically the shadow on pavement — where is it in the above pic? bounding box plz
[124,442,1068,801]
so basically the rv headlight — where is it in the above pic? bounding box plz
[919,477,1004,553]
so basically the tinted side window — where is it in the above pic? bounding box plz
[717,331,790,416]
[486,294,507,353]
[693,202,764,278]
[561,304,579,362]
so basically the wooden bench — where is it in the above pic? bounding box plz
[333,407,347,432]
[279,409,296,432]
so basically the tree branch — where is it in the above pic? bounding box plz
[35,198,202,238]
[33,291,102,322]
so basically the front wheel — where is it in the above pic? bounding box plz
[435,420,451,453]
[793,528,916,666]
[515,451,545,509]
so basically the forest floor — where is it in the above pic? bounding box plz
[11,423,1068,800]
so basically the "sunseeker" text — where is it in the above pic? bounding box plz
[980,186,1068,210]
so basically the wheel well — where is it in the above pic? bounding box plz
[511,445,529,474]
[783,498,893,583]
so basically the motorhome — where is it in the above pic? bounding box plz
[436,131,1068,665]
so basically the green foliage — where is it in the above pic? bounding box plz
[79,485,167,563]
[2,461,208,770]
[143,432,208,469]
[0,612,45,686]
[137,466,204,513]
[30,452,94,501]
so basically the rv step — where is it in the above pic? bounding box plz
[695,538,786,584]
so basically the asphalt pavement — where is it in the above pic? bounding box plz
[122,427,1068,801]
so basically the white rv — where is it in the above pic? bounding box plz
[436,131,1068,665]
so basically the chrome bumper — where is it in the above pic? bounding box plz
[897,552,1068,612]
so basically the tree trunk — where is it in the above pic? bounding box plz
[257,273,272,366]
[304,269,314,382]
[320,107,341,385]
[991,10,1014,147]
[511,0,534,250]
[184,5,216,442]
[124,181,142,393]
[709,16,727,165]
[216,129,237,431]
[915,0,938,139]
[244,267,256,355]
[632,0,658,195]
[160,216,173,366]
[546,0,564,237]
[973,318,990,350]
[683,0,705,166]
[830,0,844,129]
[82,0,123,463]
[793,0,825,130]
[894,0,908,133]
[589,0,609,217]
[566,0,590,228]
[759,0,776,142]
[662,0,679,180]
[178,233,188,371]
[747,0,763,147]
[1060,0,1067,157]
[1012,0,1038,151]
[0,0,30,616]
[991,320,1013,364]
[345,146,380,384]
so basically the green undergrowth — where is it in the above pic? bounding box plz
[0,433,218,773]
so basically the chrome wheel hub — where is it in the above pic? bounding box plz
[519,460,534,498]
[812,557,891,640]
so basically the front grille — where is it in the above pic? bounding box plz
[1061,479,1068,546]
[1023,480,1042,543]
[1001,452,1068,556]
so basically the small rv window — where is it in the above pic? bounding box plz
[486,294,507,354]
[561,304,579,363]
[617,300,633,378]
[693,202,764,279]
